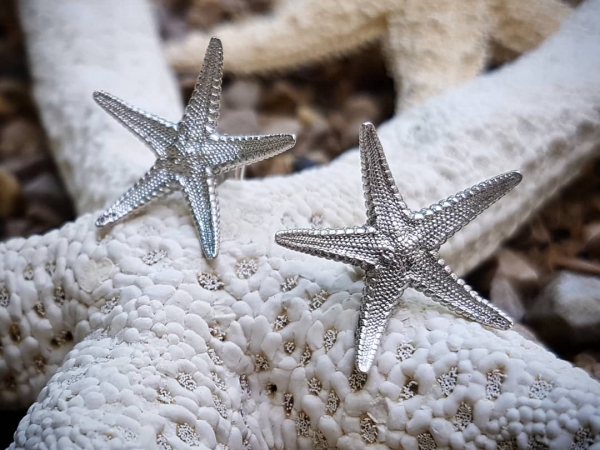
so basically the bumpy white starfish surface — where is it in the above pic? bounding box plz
[276,123,518,373]
[167,0,572,110]
[4,0,600,448]
[95,37,295,259]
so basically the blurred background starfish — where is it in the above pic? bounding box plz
[166,0,572,111]
[94,37,295,258]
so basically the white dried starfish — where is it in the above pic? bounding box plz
[167,0,572,110]
[4,0,600,448]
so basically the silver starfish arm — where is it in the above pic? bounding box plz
[95,166,174,227]
[359,123,410,232]
[413,171,523,251]
[212,134,296,174]
[90,38,294,256]
[356,266,407,373]
[92,91,178,158]
[180,173,219,259]
[177,37,223,142]
[275,226,386,268]
[408,251,513,330]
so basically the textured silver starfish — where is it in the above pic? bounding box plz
[276,123,521,372]
[94,37,296,258]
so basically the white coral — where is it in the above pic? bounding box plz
[2,0,600,449]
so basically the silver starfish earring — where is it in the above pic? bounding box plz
[94,37,296,258]
[276,123,521,373]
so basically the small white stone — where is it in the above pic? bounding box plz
[405,409,431,435]
[473,399,493,427]
[164,305,185,325]
[425,317,450,332]
[110,312,128,334]
[318,415,343,444]
[83,391,106,410]
[143,285,176,303]
[303,394,326,424]
[221,341,246,369]
[379,381,401,401]
[518,405,533,423]
[165,322,185,339]
[449,431,467,449]
[152,269,184,287]
[344,391,372,416]
[118,256,144,275]
[258,277,281,300]
[74,257,114,293]
[463,422,480,441]
[566,418,581,434]
[131,317,153,331]
[249,316,271,354]
[506,421,523,435]
[306,321,324,350]
[414,364,436,392]
[122,328,139,343]
[430,418,453,446]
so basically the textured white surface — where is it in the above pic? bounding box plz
[167,0,571,110]
[18,0,183,214]
[4,0,600,448]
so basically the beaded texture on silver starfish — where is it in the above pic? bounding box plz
[94,37,296,258]
[276,123,521,373]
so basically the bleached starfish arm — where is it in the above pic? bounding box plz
[413,171,522,251]
[177,37,223,141]
[167,0,396,75]
[11,329,243,450]
[92,91,178,158]
[10,267,600,449]
[180,173,219,259]
[383,0,490,110]
[20,0,584,249]
[490,0,572,56]
[409,251,513,330]
[0,215,101,409]
[212,134,296,174]
[356,266,407,372]
[275,226,386,268]
[18,0,183,214]
[96,166,174,227]
[384,0,571,111]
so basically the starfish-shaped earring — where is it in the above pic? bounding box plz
[276,123,521,372]
[94,37,296,258]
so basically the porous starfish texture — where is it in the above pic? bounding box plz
[167,0,572,110]
[4,0,600,449]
